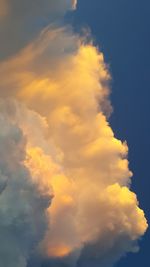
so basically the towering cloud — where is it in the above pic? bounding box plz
[0,1,148,267]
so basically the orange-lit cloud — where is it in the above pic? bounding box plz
[0,1,148,267]
[0,0,9,18]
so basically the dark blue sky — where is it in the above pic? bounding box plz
[71,1,150,266]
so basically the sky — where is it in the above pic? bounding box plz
[0,1,149,267]
[72,1,150,266]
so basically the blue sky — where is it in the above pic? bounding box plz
[0,1,149,267]
[72,1,150,266]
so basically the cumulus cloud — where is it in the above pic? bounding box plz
[0,1,148,267]
[0,99,53,267]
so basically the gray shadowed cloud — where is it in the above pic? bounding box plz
[0,99,53,267]
[0,0,76,60]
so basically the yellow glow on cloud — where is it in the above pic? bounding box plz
[47,244,72,258]
[0,21,148,265]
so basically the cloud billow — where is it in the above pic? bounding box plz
[0,1,147,267]
[0,99,53,267]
